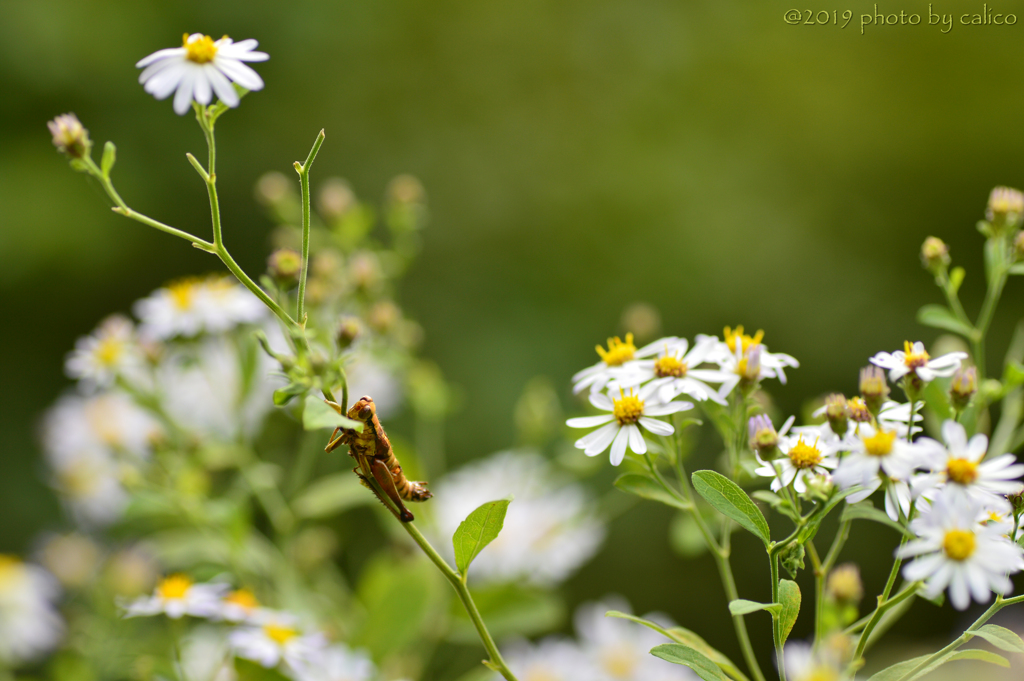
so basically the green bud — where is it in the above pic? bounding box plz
[826,563,863,604]
[949,366,978,411]
[780,542,805,579]
[824,393,849,438]
[986,186,1024,232]
[267,248,302,286]
[1007,491,1024,515]
[101,141,116,176]
[335,316,361,350]
[920,236,950,274]
[47,113,91,160]
[748,414,780,460]
[1015,232,1024,261]
[858,366,890,414]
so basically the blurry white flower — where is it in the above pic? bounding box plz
[48,448,129,528]
[134,276,265,340]
[832,423,924,520]
[433,451,604,585]
[65,315,143,388]
[42,392,160,464]
[123,574,228,619]
[137,33,269,115]
[574,597,696,681]
[229,612,326,670]
[607,337,737,405]
[567,388,692,466]
[181,626,237,681]
[698,326,799,385]
[915,421,1024,514]
[290,644,376,681]
[572,333,638,394]
[0,556,64,665]
[783,641,848,681]
[899,494,1024,610]
[216,588,264,623]
[869,341,966,384]
[754,428,839,494]
[497,637,592,681]
[37,534,101,590]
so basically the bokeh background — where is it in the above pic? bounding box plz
[5,0,1024,674]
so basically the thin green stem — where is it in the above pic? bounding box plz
[936,269,972,330]
[295,130,325,326]
[853,533,909,661]
[973,235,1010,381]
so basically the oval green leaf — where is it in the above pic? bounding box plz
[778,580,800,644]
[302,395,363,431]
[650,644,730,681]
[840,502,914,538]
[453,497,512,577]
[728,599,781,617]
[614,473,692,511]
[973,624,1024,653]
[691,470,770,545]
[917,304,974,337]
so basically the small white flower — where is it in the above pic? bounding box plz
[915,420,1024,514]
[497,637,591,681]
[181,626,237,681]
[567,388,692,466]
[608,337,738,405]
[65,315,143,388]
[42,392,160,465]
[48,448,129,528]
[572,333,639,394]
[755,426,839,494]
[783,641,848,681]
[432,451,604,586]
[229,613,326,670]
[123,574,228,619]
[832,423,924,521]
[137,33,269,115]
[869,341,967,384]
[898,494,1024,610]
[698,326,799,385]
[0,556,64,665]
[135,276,266,340]
[215,588,264,623]
[289,644,376,681]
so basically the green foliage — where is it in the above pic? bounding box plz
[727,599,781,617]
[614,473,691,511]
[840,501,914,538]
[777,580,800,644]
[291,473,370,519]
[867,648,1009,681]
[448,585,564,642]
[301,395,362,431]
[691,470,770,546]
[972,624,1024,653]
[452,497,512,578]
[916,304,973,338]
[650,644,731,681]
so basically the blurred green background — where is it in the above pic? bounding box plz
[5,0,1024,671]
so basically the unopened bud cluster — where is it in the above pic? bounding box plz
[267,249,302,286]
[858,365,890,414]
[949,366,977,410]
[827,563,863,604]
[748,414,779,460]
[824,393,849,437]
[48,113,91,160]
[920,236,950,274]
[986,186,1024,231]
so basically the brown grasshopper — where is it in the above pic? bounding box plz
[325,395,431,522]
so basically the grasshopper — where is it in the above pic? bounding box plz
[325,395,431,522]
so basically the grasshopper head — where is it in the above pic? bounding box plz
[348,395,376,421]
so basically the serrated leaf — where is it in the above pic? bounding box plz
[917,304,973,338]
[614,473,692,511]
[453,497,512,577]
[728,599,781,616]
[605,612,748,681]
[778,580,800,644]
[973,624,1024,653]
[691,471,770,545]
[292,473,370,518]
[301,395,362,431]
[840,502,914,538]
[950,266,966,292]
[650,644,730,681]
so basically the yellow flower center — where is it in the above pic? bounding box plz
[156,574,192,600]
[848,396,871,422]
[612,390,644,425]
[95,337,124,367]
[596,333,635,367]
[863,429,897,457]
[947,458,979,485]
[263,624,299,645]
[183,33,219,63]
[903,341,930,370]
[654,353,687,378]
[805,669,840,681]
[167,278,201,310]
[724,325,764,353]
[524,670,560,681]
[600,646,638,677]
[788,437,823,469]
[59,462,101,496]
[0,555,22,590]
[942,529,976,561]
[225,588,259,611]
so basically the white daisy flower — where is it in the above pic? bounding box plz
[229,612,326,670]
[41,392,160,465]
[137,33,269,115]
[135,277,266,340]
[496,637,592,681]
[0,556,64,665]
[915,421,1024,514]
[898,494,1024,610]
[699,326,799,385]
[755,426,840,494]
[432,451,604,586]
[198,277,267,333]
[572,333,639,394]
[832,423,924,521]
[289,644,376,681]
[216,588,264,623]
[65,315,143,388]
[869,341,967,384]
[574,597,696,681]
[783,641,849,681]
[48,448,129,528]
[181,626,237,681]
[123,574,228,619]
[607,337,738,405]
[567,388,692,466]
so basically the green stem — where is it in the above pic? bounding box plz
[853,533,909,661]
[294,130,325,326]
[973,235,1010,381]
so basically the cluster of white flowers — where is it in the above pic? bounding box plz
[568,328,797,465]
[431,451,605,585]
[752,340,1024,610]
[124,576,376,681]
[496,597,697,681]
[133,275,266,340]
[0,556,64,666]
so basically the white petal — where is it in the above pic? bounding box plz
[639,417,673,436]
[206,66,240,107]
[173,68,197,115]
[581,423,620,456]
[644,401,693,416]
[567,415,616,428]
[610,427,629,466]
[626,424,646,454]
[145,64,186,99]
[949,568,970,610]
[193,70,213,105]
[216,59,265,90]
[136,47,187,68]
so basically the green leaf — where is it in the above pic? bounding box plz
[292,473,370,519]
[778,580,800,644]
[942,648,1009,667]
[798,487,859,543]
[868,648,1009,681]
[1003,362,1024,390]
[605,612,748,681]
[840,502,914,538]
[453,497,512,577]
[691,471,770,545]
[917,304,973,338]
[101,141,116,176]
[1009,262,1024,275]
[973,624,1024,653]
[867,654,932,681]
[301,395,362,431]
[950,265,966,292]
[614,473,692,511]
[354,553,444,658]
[273,383,306,406]
[728,599,782,617]
[650,644,730,681]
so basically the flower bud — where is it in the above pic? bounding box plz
[387,174,425,206]
[858,365,890,414]
[920,236,950,274]
[802,473,834,502]
[986,186,1024,231]
[748,414,780,460]
[826,563,863,604]
[317,178,356,221]
[620,302,662,345]
[348,252,381,292]
[47,113,91,159]
[335,316,361,350]
[738,345,762,385]
[824,394,849,438]
[368,300,400,335]
[1007,491,1024,515]
[949,366,978,411]
[267,248,302,286]
[780,542,805,579]
[254,171,292,207]
[847,396,871,423]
